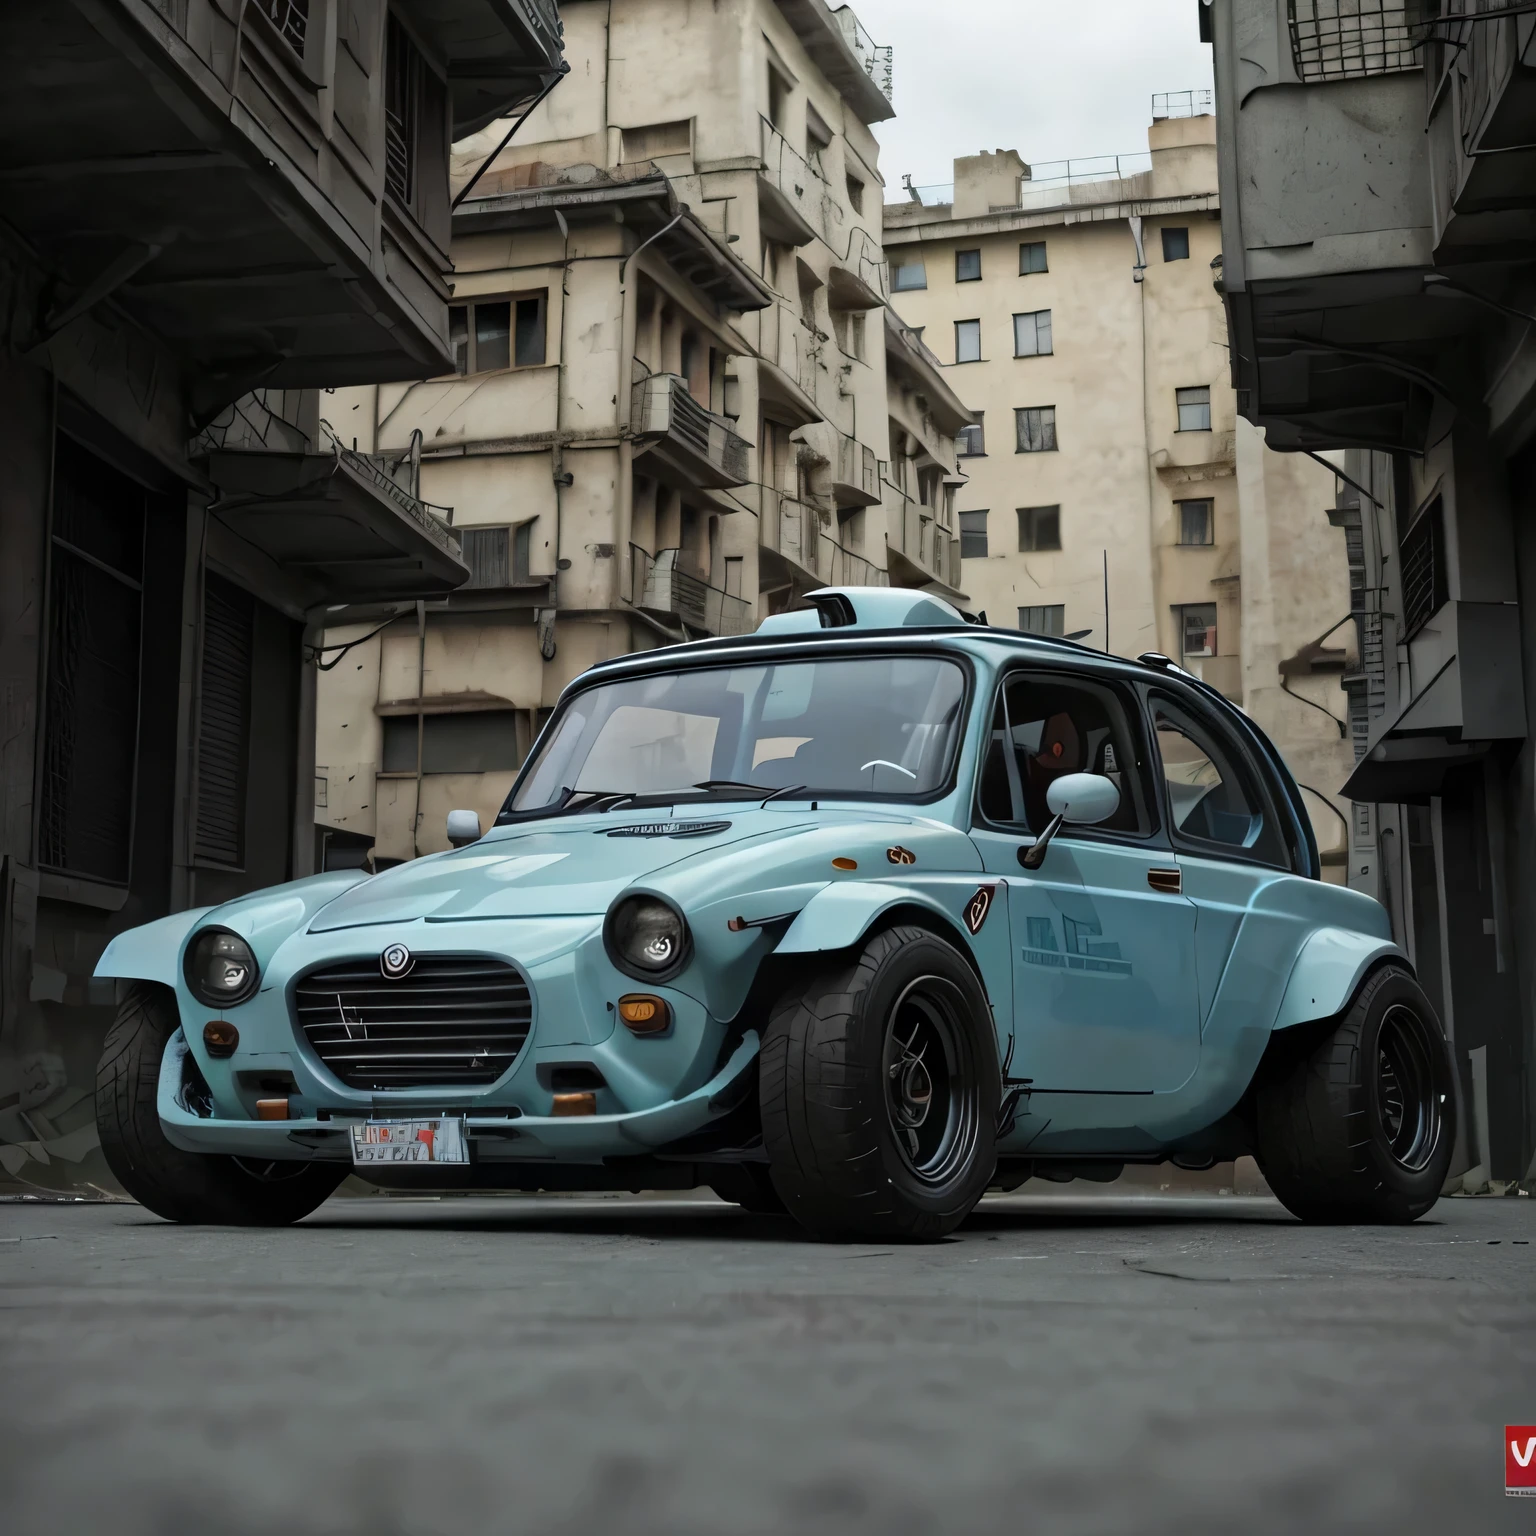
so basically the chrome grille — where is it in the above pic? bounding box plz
[294,956,532,1090]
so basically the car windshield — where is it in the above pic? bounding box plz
[503,654,967,815]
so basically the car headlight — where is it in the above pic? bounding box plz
[605,895,690,980]
[184,928,260,1008]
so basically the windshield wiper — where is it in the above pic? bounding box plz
[693,779,812,808]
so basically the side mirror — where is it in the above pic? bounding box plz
[446,809,482,848]
[1020,773,1120,870]
[1046,772,1121,826]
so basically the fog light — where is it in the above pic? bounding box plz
[617,994,671,1036]
[203,1020,239,1058]
[255,1098,290,1121]
[551,1092,597,1117]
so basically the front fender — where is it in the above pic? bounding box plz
[1273,927,1405,1030]
[773,880,945,954]
[95,908,214,988]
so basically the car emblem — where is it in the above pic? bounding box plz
[380,943,414,979]
[887,846,917,865]
[963,885,998,936]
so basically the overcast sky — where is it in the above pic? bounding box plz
[857,0,1214,193]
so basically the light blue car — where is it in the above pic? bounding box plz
[94,588,1455,1239]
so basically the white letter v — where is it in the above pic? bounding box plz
[1514,1438,1536,1468]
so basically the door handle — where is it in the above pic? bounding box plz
[1147,867,1182,895]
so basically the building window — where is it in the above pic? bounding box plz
[447,293,547,374]
[959,510,989,559]
[1017,504,1061,552]
[1176,385,1211,432]
[956,248,982,282]
[767,64,793,136]
[1019,240,1048,274]
[258,0,310,58]
[957,415,985,457]
[955,319,982,364]
[382,711,524,774]
[1015,406,1057,452]
[892,259,927,291]
[384,12,421,205]
[38,436,148,884]
[1162,226,1190,261]
[806,104,833,172]
[1018,604,1066,637]
[846,173,865,213]
[1014,309,1053,357]
[1400,496,1449,641]
[1177,499,1214,546]
[1180,603,1218,657]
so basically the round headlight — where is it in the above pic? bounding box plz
[184,928,260,1008]
[606,895,690,979]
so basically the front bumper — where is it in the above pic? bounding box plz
[157,1027,761,1163]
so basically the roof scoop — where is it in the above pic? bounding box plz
[756,587,977,635]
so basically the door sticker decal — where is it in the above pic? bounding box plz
[964,884,998,935]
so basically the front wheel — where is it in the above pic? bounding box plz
[760,925,1000,1241]
[1254,964,1455,1223]
[96,983,346,1225]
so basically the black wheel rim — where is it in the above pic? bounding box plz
[231,1158,313,1184]
[1374,1004,1443,1173]
[882,977,980,1185]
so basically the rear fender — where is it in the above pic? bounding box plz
[1273,928,1405,1031]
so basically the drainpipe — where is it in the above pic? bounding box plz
[616,213,688,617]
[1131,215,1159,661]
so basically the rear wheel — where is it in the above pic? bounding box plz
[1254,964,1455,1223]
[96,983,345,1225]
[760,925,999,1241]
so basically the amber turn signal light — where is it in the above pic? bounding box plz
[255,1098,290,1121]
[203,1020,239,1058]
[617,994,671,1035]
[832,857,858,871]
[551,1091,597,1117]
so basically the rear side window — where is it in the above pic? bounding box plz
[977,672,1153,837]
[1150,693,1289,868]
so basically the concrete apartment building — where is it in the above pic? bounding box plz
[882,104,1355,873]
[0,0,565,1192]
[316,0,973,864]
[1208,0,1536,1185]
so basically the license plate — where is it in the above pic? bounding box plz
[350,1118,469,1166]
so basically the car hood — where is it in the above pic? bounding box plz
[305,809,835,932]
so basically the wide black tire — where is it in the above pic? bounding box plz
[1254,964,1455,1224]
[707,1164,788,1214]
[760,924,1000,1241]
[96,983,346,1225]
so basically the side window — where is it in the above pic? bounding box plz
[976,673,1152,837]
[1151,694,1289,868]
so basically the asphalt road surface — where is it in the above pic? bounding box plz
[3,1189,1534,1536]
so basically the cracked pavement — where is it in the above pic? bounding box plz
[2,1191,1534,1535]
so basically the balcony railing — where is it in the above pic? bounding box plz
[632,546,753,636]
[832,433,881,509]
[884,484,961,589]
[1287,0,1423,83]
[832,7,894,103]
[762,493,888,588]
[632,373,750,489]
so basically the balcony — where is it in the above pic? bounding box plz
[192,392,469,605]
[631,546,753,637]
[885,487,965,598]
[759,118,828,248]
[831,434,881,509]
[1211,0,1536,453]
[772,2,894,125]
[760,492,888,591]
[632,374,751,490]
[0,1,564,408]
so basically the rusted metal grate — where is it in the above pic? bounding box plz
[1288,0,1425,82]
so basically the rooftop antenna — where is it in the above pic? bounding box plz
[902,173,921,204]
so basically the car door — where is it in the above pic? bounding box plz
[1147,690,1308,1032]
[969,669,1201,1094]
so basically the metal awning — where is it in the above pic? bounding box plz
[201,446,469,604]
